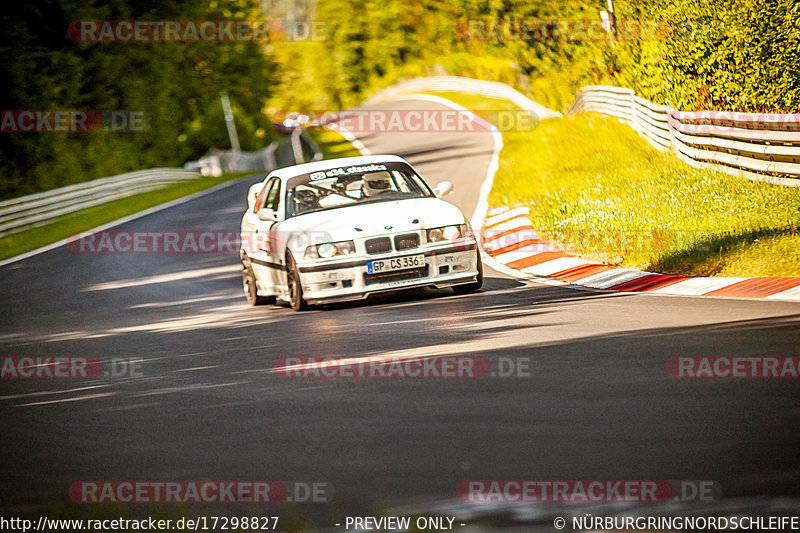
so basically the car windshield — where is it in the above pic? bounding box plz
[285,162,434,218]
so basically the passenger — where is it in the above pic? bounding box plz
[362,172,393,197]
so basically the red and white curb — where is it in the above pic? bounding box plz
[482,206,800,302]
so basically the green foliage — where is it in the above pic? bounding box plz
[0,0,278,199]
[271,0,800,114]
[609,0,800,111]
[306,127,362,159]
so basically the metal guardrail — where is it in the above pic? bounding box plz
[0,129,327,239]
[0,168,201,238]
[365,75,563,121]
[0,131,325,239]
[567,85,800,187]
[185,130,323,176]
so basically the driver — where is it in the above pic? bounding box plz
[362,172,393,197]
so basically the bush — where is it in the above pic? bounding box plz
[0,0,278,199]
[271,0,800,113]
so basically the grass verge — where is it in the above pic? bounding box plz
[0,172,251,262]
[409,91,800,277]
[306,126,362,158]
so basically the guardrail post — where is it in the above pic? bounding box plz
[290,128,304,164]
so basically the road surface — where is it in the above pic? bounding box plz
[1,98,799,526]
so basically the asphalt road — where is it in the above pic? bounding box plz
[1,98,799,525]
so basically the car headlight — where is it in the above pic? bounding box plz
[427,224,469,243]
[304,240,356,259]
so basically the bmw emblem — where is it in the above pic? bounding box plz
[384,225,393,230]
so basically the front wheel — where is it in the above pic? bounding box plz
[452,251,484,295]
[243,265,275,306]
[286,254,309,311]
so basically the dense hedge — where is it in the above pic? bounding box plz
[609,0,800,111]
[0,0,278,199]
[270,0,800,114]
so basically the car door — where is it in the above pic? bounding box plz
[240,180,265,259]
[261,177,286,292]
[242,177,282,294]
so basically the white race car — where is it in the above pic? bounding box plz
[239,155,482,310]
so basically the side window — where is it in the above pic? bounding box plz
[254,178,278,213]
[265,179,282,211]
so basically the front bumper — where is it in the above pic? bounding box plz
[296,242,479,304]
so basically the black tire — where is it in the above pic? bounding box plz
[452,251,484,295]
[243,265,275,306]
[286,253,308,311]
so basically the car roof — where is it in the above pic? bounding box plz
[266,154,410,182]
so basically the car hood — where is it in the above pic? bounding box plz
[280,197,467,245]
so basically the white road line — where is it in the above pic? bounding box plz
[0,178,245,268]
[331,124,371,155]
[348,92,530,281]
[19,392,116,407]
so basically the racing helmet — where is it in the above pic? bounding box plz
[362,172,393,197]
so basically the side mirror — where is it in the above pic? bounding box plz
[248,183,263,210]
[257,209,278,222]
[434,180,454,197]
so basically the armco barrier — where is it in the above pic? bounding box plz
[0,169,200,238]
[185,130,323,176]
[567,85,800,187]
[1,131,325,238]
[365,75,562,121]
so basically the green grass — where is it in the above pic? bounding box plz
[395,90,800,277]
[0,172,251,261]
[306,126,362,158]
[420,91,521,113]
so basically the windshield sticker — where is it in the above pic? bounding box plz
[309,164,388,181]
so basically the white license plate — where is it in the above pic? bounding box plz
[368,254,425,274]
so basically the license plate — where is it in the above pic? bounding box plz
[368,254,425,274]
